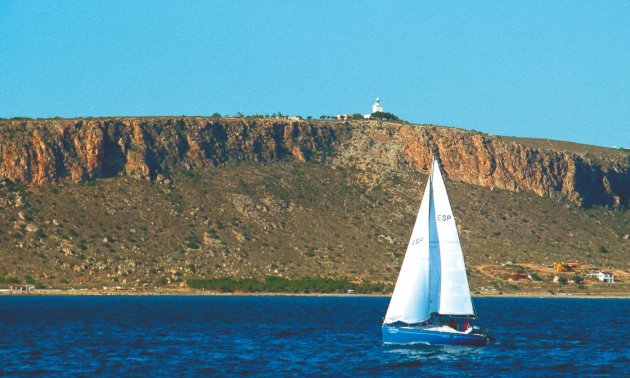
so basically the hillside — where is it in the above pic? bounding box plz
[0,117,629,294]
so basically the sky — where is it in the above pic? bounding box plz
[1,1,629,147]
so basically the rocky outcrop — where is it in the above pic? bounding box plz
[0,117,344,183]
[1,117,628,208]
[401,126,630,208]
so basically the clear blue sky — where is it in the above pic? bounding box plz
[1,1,629,147]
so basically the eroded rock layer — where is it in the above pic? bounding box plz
[0,117,343,184]
[401,126,629,208]
[1,118,628,208]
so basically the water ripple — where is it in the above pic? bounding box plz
[0,296,628,377]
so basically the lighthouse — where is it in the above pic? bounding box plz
[372,97,383,113]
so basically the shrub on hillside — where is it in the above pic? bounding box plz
[186,276,390,294]
[572,274,583,284]
[370,111,401,121]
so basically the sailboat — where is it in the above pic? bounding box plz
[382,156,492,346]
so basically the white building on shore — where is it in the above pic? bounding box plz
[588,271,615,283]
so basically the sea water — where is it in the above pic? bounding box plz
[0,296,628,377]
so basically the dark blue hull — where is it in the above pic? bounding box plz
[382,325,489,346]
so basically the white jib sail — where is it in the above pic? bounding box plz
[384,179,432,324]
[430,159,475,316]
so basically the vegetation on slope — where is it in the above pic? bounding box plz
[186,276,390,294]
[0,159,628,293]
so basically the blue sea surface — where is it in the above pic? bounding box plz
[0,296,628,377]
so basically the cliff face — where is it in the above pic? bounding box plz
[0,117,343,184]
[1,117,628,208]
[400,126,630,208]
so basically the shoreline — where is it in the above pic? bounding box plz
[1,288,629,298]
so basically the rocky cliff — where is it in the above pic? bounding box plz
[0,117,344,184]
[1,117,628,208]
[400,126,630,208]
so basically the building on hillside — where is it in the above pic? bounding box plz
[337,98,386,120]
[554,262,581,272]
[8,285,35,291]
[508,273,530,281]
[372,97,383,113]
[588,272,615,283]
[363,97,384,119]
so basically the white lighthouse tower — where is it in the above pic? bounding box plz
[372,97,383,113]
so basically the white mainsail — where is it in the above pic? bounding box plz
[384,157,474,325]
[430,159,474,316]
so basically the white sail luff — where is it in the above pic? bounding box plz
[383,179,432,324]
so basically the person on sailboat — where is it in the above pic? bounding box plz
[448,319,457,330]
[462,320,472,333]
